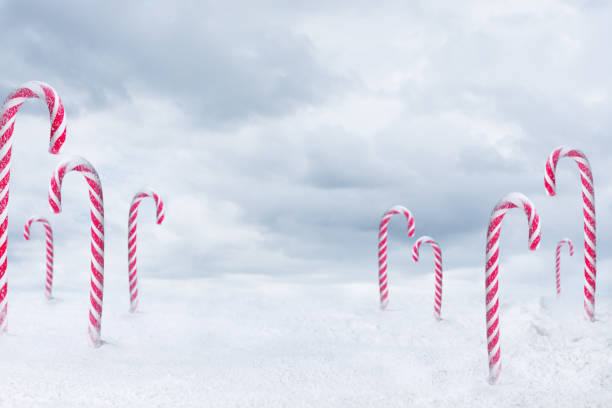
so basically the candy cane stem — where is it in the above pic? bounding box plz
[0,81,66,332]
[412,236,443,320]
[128,188,165,312]
[23,217,54,299]
[485,192,541,384]
[378,205,415,309]
[545,146,596,320]
[555,238,574,297]
[49,156,104,347]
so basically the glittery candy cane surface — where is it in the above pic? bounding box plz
[378,205,415,310]
[23,217,55,300]
[49,156,104,347]
[0,81,67,332]
[545,146,596,320]
[485,192,541,384]
[128,188,165,312]
[412,236,443,320]
[555,238,574,296]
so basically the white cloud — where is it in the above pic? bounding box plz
[0,0,611,299]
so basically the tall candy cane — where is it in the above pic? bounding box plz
[378,205,415,309]
[128,188,165,312]
[412,236,443,320]
[485,192,541,384]
[555,238,574,296]
[49,156,104,347]
[23,217,55,299]
[544,146,596,320]
[0,81,67,331]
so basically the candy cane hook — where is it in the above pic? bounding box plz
[49,156,104,347]
[544,146,596,320]
[23,217,54,299]
[485,192,541,384]
[412,236,443,320]
[0,81,67,331]
[555,238,574,297]
[128,188,165,312]
[378,205,415,309]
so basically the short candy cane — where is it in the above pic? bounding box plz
[49,156,104,347]
[128,188,165,312]
[555,238,574,296]
[485,192,541,384]
[378,205,415,309]
[23,217,54,299]
[545,146,596,320]
[412,236,443,320]
[0,81,67,331]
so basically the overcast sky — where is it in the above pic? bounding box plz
[1,1,611,300]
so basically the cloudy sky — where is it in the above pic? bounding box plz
[1,1,611,298]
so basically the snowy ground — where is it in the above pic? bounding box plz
[0,268,610,407]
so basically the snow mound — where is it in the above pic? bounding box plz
[0,269,610,407]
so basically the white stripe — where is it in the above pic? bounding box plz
[22,81,45,98]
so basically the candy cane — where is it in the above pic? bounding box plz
[49,156,104,347]
[485,192,541,384]
[0,81,67,332]
[544,146,596,320]
[378,205,415,309]
[23,217,54,299]
[412,236,443,320]
[128,188,165,312]
[555,238,574,296]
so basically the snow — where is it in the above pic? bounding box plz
[0,268,610,407]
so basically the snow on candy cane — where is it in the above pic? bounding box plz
[128,188,165,312]
[544,146,596,321]
[0,81,67,332]
[49,156,104,347]
[412,236,443,320]
[485,192,541,384]
[23,217,55,300]
[555,238,574,296]
[378,205,415,309]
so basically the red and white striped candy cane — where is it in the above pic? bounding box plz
[23,217,55,300]
[49,156,104,347]
[378,205,415,309]
[555,238,574,296]
[485,192,541,384]
[0,81,66,332]
[544,146,596,320]
[412,236,443,320]
[128,188,165,312]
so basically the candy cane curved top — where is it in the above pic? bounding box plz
[49,156,104,347]
[555,238,574,296]
[412,236,443,320]
[378,205,415,309]
[0,81,67,332]
[485,192,541,384]
[23,216,54,300]
[128,188,165,312]
[544,146,596,321]
[1,81,67,153]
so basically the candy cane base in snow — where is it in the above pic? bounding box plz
[545,146,596,320]
[23,217,54,299]
[378,205,415,309]
[49,156,104,347]
[0,81,66,332]
[412,236,443,320]
[555,239,574,296]
[128,189,165,312]
[485,193,541,384]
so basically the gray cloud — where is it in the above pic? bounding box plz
[0,0,340,126]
